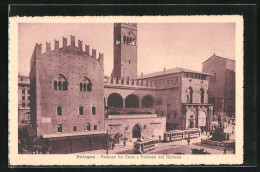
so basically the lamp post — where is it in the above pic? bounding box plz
[106,128,108,154]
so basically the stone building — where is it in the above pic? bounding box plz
[202,54,235,119]
[29,35,105,137]
[18,74,30,124]
[27,23,214,153]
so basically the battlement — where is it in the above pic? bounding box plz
[104,76,155,88]
[34,35,104,63]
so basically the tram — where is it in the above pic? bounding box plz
[134,138,159,154]
[183,128,200,139]
[163,130,184,142]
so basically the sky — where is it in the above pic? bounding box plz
[18,23,235,76]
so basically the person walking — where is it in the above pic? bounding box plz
[224,148,226,154]
[112,142,115,150]
[187,138,190,145]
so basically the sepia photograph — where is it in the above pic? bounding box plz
[9,16,243,166]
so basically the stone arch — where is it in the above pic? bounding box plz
[125,94,140,108]
[107,93,123,108]
[141,95,155,108]
[132,123,142,138]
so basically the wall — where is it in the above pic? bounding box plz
[30,36,105,136]
[104,114,166,141]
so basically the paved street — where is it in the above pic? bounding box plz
[77,122,235,155]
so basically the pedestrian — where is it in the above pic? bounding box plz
[123,137,126,146]
[187,138,190,145]
[224,148,226,154]
[227,134,230,140]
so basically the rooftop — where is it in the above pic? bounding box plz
[202,54,235,64]
[139,67,210,79]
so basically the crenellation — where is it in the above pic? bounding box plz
[71,35,75,47]
[46,42,51,53]
[92,49,96,59]
[78,40,82,52]
[54,40,59,51]
[33,36,103,64]
[63,37,67,50]
[85,45,90,55]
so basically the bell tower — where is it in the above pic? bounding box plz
[112,23,138,80]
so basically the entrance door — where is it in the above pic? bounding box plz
[132,124,141,138]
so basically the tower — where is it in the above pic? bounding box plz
[112,23,138,80]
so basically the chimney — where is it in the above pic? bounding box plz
[85,45,90,55]
[54,40,59,51]
[71,35,75,47]
[46,42,51,53]
[163,68,166,73]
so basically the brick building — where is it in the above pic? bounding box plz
[18,74,30,124]
[29,36,105,137]
[202,54,235,120]
[27,23,214,153]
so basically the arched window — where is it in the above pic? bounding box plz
[57,106,62,116]
[127,37,129,44]
[87,123,91,131]
[157,98,162,106]
[80,77,92,92]
[200,88,205,103]
[54,74,68,91]
[92,106,96,115]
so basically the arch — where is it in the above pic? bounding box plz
[92,106,96,115]
[200,88,205,103]
[132,123,142,138]
[108,93,123,108]
[109,111,121,115]
[141,95,155,108]
[125,94,140,108]
[84,77,92,92]
[198,111,207,127]
[226,105,234,117]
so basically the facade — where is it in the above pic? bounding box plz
[18,74,31,124]
[202,54,235,119]
[29,36,105,137]
[27,23,214,153]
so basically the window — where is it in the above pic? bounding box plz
[186,73,188,77]
[123,36,126,44]
[22,103,25,107]
[200,88,205,103]
[129,60,131,64]
[167,114,170,119]
[57,106,62,116]
[174,111,177,118]
[22,96,25,100]
[94,125,97,130]
[28,103,30,107]
[21,78,23,81]
[22,89,25,94]
[54,81,57,90]
[92,106,96,115]
[127,37,129,44]
[73,126,77,131]
[161,111,164,116]
[80,77,92,92]
[167,104,171,109]
[57,124,62,132]
[28,96,30,100]
[87,123,91,131]
[188,87,193,103]
[79,107,83,115]
[28,89,30,94]
[157,98,162,106]
[54,74,68,91]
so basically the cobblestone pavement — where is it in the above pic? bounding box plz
[77,123,235,155]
